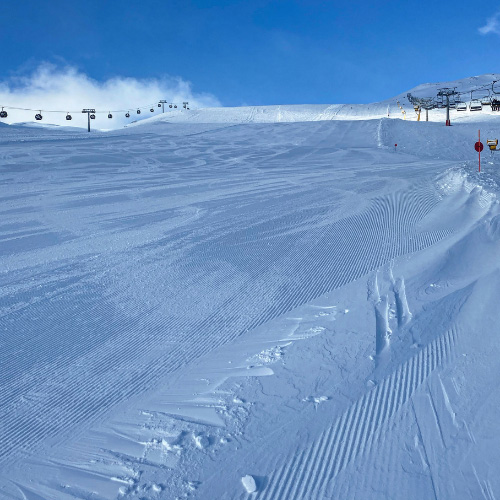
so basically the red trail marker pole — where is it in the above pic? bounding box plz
[475,131,483,172]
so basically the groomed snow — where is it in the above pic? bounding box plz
[2,80,500,499]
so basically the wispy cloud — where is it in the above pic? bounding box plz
[479,14,500,35]
[0,63,220,129]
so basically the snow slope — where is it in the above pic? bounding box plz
[3,73,500,130]
[2,96,500,499]
[123,73,500,126]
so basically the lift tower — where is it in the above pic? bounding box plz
[437,88,458,126]
[82,109,96,132]
[159,100,168,113]
[406,94,435,121]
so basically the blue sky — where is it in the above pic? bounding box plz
[0,0,497,106]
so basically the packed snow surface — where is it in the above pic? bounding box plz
[2,85,500,499]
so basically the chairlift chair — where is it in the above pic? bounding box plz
[470,100,482,111]
[125,112,130,118]
[492,99,500,111]
[137,109,141,114]
[66,113,72,120]
[108,113,113,119]
[481,96,491,106]
[35,112,43,121]
[158,103,162,108]
[456,101,467,111]
[150,108,154,112]
[174,105,177,108]
[0,108,7,118]
[90,114,96,119]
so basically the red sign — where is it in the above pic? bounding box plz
[475,141,484,152]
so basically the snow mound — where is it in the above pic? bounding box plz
[241,475,257,493]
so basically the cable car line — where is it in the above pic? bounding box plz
[0,101,189,115]
[0,98,190,132]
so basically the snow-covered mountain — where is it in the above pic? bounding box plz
[124,73,500,126]
[2,74,500,130]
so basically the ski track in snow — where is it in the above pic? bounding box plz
[0,172,450,465]
[2,104,500,499]
[258,326,459,500]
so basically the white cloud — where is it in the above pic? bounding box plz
[0,63,220,129]
[479,14,500,35]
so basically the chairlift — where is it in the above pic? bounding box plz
[481,96,491,106]
[456,101,467,111]
[66,113,72,120]
[470,100,482,111]
[125,112,130,118]
[137,109,141,114]
[35,112,43,121]
[108,113,113,119]
[0,107,7,118]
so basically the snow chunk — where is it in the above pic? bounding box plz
[303,395,330,408]
[193,433,209,449]
[250,345,284,364]
[151,483,163,493]
[241,475,257,493]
